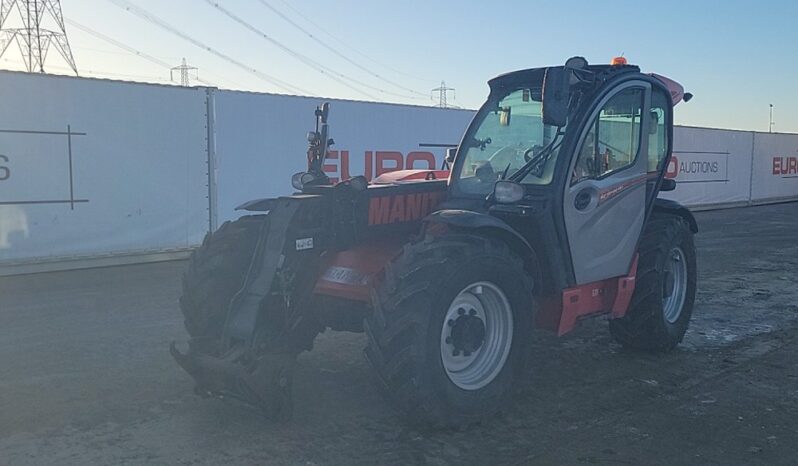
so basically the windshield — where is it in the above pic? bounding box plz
[453,87,565,195]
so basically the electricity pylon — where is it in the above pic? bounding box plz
[0,0,78,75]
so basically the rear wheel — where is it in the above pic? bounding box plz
[609,213,697,351]
[365,234,536,428]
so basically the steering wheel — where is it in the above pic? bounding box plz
[523,144,544,162]
[474,161,496,183]
[487,145,524,170]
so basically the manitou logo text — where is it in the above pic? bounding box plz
[368,191,445,225]
[772,156,798,176]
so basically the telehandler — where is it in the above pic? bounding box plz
[172,56,697,427]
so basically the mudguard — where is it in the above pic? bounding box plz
[652,198,698,233]
[236,197,280,212]
[425,209,536,260]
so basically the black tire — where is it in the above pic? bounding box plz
[179,215,266,345]
[365,234,536,428]
[609,213,697,352]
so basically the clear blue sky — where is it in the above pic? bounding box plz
[2,0,797,132]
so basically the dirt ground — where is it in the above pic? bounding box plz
[1,202,797,465]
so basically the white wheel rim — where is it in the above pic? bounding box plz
[663,247,688,324]
[439,281,513,391]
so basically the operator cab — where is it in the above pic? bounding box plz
[444,56,689,292]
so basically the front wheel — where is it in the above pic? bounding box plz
[365,234,536,428]
[609,213,697,351]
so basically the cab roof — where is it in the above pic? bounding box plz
[487,63,687,105]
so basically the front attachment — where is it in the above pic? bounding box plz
[170,341,295,420]
[171,196,327,420]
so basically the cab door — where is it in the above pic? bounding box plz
[563,82,651,285]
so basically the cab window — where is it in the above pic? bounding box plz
[572,88,644,184]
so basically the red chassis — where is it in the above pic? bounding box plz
[313,168,640,338]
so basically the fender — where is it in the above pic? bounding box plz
[236,197,280,212]
[425,209,539,273]
[652,198,698,233]
[236,194,323,212]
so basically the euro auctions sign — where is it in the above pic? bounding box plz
[322,150,439,183]
[772,156,798,177]
[665,151,729,183]
[749,132,798,203]
[658,126,756,207]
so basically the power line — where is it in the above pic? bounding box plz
[203,0,380,100]
[66,18,215,86]
[107,0,312,96]
[1,55,171,82]
[276,0,434,84]
[204,1,427,102]
[72,44,177,61]
[255,0,428,98]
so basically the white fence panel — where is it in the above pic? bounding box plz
[660,126,753,208]
[750,132,798,203]
[2,70,798,273]
[0,72,210,265]
[213,91,474,224]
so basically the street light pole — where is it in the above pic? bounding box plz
[769,104,774,133]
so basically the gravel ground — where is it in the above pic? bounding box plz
[1,202,797,465]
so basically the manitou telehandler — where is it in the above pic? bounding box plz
[171,56,697,427]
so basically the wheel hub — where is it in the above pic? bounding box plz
[440,282,514,391]
[448,312,486,355]
[662,247,688,324]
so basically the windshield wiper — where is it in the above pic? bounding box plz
[508,129,565,182]
[500,162,512,180]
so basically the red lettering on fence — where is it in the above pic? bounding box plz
[772,156,798,176]
[375,151,404,177]
[407,151,435,170]
[665,155,678,179]
[323,150,442,181]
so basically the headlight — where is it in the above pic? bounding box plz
[493,180,524,204]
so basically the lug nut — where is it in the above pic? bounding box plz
[447,319,454,327]
[445,336,452,344]
[457,308,465,316]
[469,309,476,316]
[452,349,460,356]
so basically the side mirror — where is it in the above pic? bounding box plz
[660,178,677,192]
[542,57,589,127]
[445,147,457,164]
[493,180,524,204]
[542,67,569,127]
